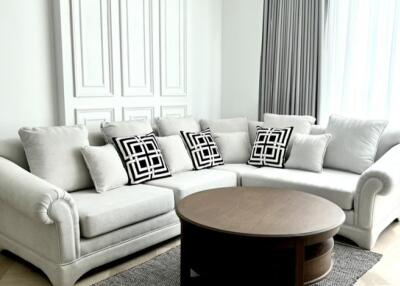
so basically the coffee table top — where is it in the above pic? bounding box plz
[176,187,345,238]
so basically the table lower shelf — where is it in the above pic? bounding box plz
[180,222,335,285]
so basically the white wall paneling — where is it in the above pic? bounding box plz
[160,105,187,118]
[71,0,113,97]
[0,0,223,138]
[120,0,153,97]
[54,0,190,127]
[159,0,187,96]
[123,107,154,121]
[75,108,115,130]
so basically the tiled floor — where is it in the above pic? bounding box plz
[0,221,399,286]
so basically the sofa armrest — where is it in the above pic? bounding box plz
[354,144,400,228]
[0,157,80,261]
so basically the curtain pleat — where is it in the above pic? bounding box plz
[258,0,326,121]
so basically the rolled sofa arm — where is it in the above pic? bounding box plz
[0,157,80,261]
[354,144,400,228]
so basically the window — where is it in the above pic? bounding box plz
[320,0,400,124]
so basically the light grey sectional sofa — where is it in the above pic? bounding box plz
[0,117,400,286]
[0,132,237,286]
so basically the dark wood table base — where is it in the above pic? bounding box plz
[177,187,345,286]
[181,222,336,286]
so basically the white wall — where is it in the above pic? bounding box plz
[0,0,58,139]
[221,0,263,120]
[187,0,223,120]
[0,0,260,139]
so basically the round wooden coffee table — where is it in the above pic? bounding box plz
[176,187,345,285]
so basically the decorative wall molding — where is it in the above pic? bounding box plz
[159,0,187,97]
[120,0,154,97]
[161,105,187,118]
[123,106,154,121]
[71,0,113,97]
[75,108,115,130]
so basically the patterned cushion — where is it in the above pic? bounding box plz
[248,126,293,168]
[180,128,224,170]
[113,133,171,184]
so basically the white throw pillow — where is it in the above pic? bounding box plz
[101,120,153,144]
[213,132,251,163]
[200,117,248,133]
[156,135,193,173]
[81,144,128,193]
[18,125,93,191]
[156,117,200,136]
[324,115,388,174]
[286,134,332,173]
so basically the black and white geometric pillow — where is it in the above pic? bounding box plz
[180,128,224,170]
[113,133,171,184]
[248,126,293,168]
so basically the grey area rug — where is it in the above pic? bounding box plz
[93,243,381,286]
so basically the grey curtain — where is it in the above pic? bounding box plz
[258,0,327,120]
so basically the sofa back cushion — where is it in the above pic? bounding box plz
[264,113,316,131]
[200,117,248,133]
[249,117,317,146]
[248,120,263,145]
[101,120,153,144]
[263,113,316,158]
[310,125,400,161]
[0,138,29,170]
[263,113,315,145]
[375,128,400,161]
[89,131,106,146]
[310,125,326,135]
[156,117,200,136]
[213,132,251,163]
[18,125,93,191]
[324,115,388,174]
[156,135,193,173]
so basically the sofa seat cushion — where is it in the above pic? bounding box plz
[146,169,237,203]
[71,185,175,238]
[214,164,258,184]
[242,168,359,210]
[80,211,179,255]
